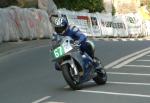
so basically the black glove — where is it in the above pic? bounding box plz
[74,40,80,45]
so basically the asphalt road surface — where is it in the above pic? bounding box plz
[1,39,150,103]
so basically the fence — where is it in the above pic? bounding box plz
[1,6,150,44]
[58,9,149,38]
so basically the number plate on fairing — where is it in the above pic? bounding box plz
[51,44,73,59]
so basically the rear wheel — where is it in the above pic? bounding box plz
[93,58,107,85]
[93,69,107,85]
[62,64,81,90]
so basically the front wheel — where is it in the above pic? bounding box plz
[62,64,81,90]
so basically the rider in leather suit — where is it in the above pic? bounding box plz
[50,16,97,70]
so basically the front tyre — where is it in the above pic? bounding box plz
[62,64,81,90]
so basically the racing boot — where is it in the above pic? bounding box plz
[93,57,103,70]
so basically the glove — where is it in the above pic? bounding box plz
[74,41,81,47]
[74,40,80,45]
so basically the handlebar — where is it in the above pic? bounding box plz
[74,43,81,47]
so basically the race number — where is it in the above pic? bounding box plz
[52,44,73,59]
[53,46,64,58]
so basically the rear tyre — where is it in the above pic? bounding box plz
[93,58,107,85]
[93,69,107,85]
[62,64,81,90]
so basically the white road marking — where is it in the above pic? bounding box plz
[107,72,150,76]
[125,64,150,68]
[136,59,150,62]
[130,38,135,41]
[97,38,150,41]
[65,80,150,90]
[138,38,144,41]
[107,81,150,86]
[78,90,150,98]
[64,85,70,89]
[44,101,65,103]
[113,50,150,69]
[104,47,150,69]
[88,80,150,86]
[112,39,119,41]
[122,39,128,41]
[32,96,51,103]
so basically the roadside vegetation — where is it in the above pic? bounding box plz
[147,0,150,11]
[0,0,38,8]
[52,0,105,13]
[0,0,105,13]
[0,0,18,8]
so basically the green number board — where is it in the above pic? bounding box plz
[51,46,65,59]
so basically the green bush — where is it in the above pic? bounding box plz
[147,0,150,11]
[112,5,116,16]
[18,0,38,8]
[0,0,38,8]
[53,0,105,12]
[0,0,18,8]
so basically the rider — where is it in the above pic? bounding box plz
[50,15,97,70]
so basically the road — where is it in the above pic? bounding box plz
[0,39,150,103]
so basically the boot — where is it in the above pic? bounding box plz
[93,57,103,70]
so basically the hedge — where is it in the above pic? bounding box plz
[53,0,105,13]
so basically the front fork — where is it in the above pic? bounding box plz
[61,58,81,83]
[61,58,79,76]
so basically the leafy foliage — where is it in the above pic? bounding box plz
[18,0,38,8]
[147,0,150,10]
[0,0,38,8]
[53,0,105,12]
[112,5,116,16]
[0,0,18,8]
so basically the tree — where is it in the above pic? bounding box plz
[147,0,150,10]
[18,0,38,8]
[0,0,18,8]
[53,0,105,12]
[112,4,116,16]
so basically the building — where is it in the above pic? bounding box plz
[103,0,113,13]
[112,0,141,14]
[141,0,148,5]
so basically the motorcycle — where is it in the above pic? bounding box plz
[50,36,107,90]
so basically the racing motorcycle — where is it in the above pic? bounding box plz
[50,36,107,90]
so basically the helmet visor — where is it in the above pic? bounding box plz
[55,26,65,34]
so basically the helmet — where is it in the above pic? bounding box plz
[54,17,68,34]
